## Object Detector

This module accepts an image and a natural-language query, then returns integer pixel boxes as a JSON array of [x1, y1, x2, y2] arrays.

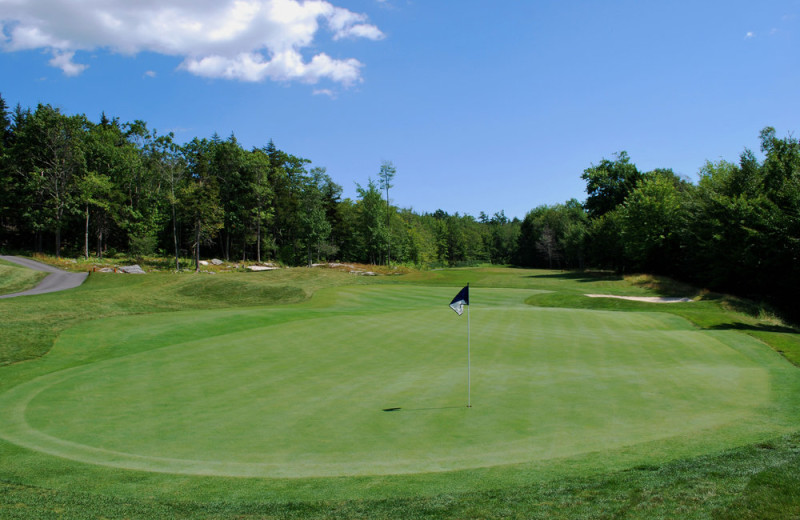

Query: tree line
[[515, 132, 800, 319], [0, 95, 518, 270], [0, 95, 797, 318]]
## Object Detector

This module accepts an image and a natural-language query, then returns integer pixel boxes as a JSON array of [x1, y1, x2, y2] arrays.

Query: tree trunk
[[194, 219, 201, 272], [54, 204, 63, 258], [84, 204, 90, 260], [256, 219, 262, 263], [172, 202, 179, 270], [386, 185, 390, 267]]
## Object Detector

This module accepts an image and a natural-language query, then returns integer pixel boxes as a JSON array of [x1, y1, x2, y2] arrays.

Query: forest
[[0, 94, 798, 318]]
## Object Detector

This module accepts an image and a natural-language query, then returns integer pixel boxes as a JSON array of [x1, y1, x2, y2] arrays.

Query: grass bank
[[0, 258, 47, 295], [1, 265, 799, 518]]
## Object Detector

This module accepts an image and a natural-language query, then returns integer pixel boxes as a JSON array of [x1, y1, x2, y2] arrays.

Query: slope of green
[[0, 258, 47, 296], [1, 267, 799, 518], [0, 267, 359, 366]]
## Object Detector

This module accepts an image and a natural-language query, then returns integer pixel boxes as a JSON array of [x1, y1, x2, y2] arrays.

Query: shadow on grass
[[383, 406, 465, 412], [707, 322, 798, 334], [527, 271, 624, 283]]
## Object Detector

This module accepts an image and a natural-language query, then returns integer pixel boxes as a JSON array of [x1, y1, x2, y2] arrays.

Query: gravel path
[[0, 256, 88, 299]]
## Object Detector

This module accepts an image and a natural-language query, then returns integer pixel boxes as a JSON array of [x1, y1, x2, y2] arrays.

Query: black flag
[[449, 286, 469, 316]]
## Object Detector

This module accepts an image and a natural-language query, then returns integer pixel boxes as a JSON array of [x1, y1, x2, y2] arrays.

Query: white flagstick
[[467, 283, 471, 408]]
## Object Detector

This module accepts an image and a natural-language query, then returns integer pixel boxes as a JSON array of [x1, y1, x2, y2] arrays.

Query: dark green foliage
[[515, 200, 587, 269], [0, 94, 518, 269], [1, 89, 799, 317], [581, 151, 643, 218], [576, 135, 800, 321], [355, 178, 386, 264]]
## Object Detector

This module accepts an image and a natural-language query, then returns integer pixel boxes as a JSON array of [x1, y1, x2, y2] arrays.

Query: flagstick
[[467, 283, 471, 408]]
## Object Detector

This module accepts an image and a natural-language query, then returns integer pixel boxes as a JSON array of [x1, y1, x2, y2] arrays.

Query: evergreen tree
[[356, 179, 386, 264], [378, 160, 396, 265]]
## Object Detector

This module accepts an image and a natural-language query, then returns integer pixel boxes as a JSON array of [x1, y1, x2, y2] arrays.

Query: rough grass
[[0, 259, 47, 295], [1, 433, 799, 519], [1, 264, 800, 518], [0, 267, 362, 366]]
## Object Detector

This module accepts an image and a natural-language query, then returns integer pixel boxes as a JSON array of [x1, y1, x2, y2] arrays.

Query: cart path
[[0, 256, 88, 299]]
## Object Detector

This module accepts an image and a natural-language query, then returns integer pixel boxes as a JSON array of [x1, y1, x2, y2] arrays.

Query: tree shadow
[[526, 271, 624, 283], [706, 322, 798, 334]]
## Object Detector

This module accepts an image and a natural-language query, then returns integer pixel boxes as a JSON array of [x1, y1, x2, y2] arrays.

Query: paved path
[[0, 256, 89, 299]]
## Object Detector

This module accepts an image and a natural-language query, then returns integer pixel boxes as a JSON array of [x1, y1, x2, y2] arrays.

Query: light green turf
[[0, 258, 47, 295], [0, 284, 796, 484]]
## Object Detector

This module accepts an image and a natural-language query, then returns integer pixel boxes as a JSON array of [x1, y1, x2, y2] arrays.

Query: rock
[[211, 258, 223, 265], [119, 264, 146, 274], [98, 267, 115, 273], [248, 265, 279, 271], [198, 260, 209, 266]]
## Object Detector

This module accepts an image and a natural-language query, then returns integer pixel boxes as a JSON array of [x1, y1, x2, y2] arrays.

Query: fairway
[[0, 284, 789, 479]]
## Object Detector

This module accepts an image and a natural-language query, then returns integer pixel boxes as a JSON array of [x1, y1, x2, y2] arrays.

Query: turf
[[0, 258, 47, 295], [1, 265, 800, 517], [1, 284, 788, 480]]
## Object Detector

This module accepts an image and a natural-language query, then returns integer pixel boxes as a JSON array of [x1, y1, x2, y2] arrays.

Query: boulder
[[247, 265, 279, 271], [211, 258, 223, 265], [119, 264, 146, 274]]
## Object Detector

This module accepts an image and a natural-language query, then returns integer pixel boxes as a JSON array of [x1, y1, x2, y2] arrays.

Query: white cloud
[[327, 6, 384, 41], [745, 31, 755, 39], [48, 50, 88, 76], [0, 0, 383, 85], [313, 88, 336, 98], [144, 70, 157, 78]]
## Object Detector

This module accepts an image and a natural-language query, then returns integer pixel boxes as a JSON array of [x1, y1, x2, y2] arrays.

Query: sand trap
[[585, 294, 692, 303]]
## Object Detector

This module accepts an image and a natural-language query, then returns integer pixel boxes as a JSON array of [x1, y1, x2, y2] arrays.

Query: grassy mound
[[1, 266, 799, 518], [0, 258, 47, 296]]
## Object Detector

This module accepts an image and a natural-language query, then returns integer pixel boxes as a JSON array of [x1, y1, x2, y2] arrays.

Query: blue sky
[[1, 1, 798, 219]]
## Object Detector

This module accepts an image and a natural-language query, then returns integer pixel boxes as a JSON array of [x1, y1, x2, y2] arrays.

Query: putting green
[[0, 286, 789, 478]]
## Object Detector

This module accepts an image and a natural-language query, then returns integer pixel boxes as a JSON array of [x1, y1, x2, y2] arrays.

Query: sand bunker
[[585, 294, 692, 303]]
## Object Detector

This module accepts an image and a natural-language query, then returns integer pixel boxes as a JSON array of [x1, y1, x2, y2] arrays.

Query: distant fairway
[[0, 284, 791, 479]]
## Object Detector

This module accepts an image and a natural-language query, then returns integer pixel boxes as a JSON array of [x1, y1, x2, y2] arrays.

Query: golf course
[[2, 261, 800, 518]]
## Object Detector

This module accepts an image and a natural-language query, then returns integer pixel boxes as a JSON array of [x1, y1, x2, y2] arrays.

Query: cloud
[[48, 50, 88, 76], [312, 88, 336, 98], [745, 31, 755, 39], [0, 0, 383, 85], [144, 70, 157, 78]]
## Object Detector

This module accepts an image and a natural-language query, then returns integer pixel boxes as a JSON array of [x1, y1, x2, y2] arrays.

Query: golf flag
[[449, 285, 469, 316]]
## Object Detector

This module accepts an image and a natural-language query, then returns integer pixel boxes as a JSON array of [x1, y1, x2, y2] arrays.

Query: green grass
[[0, 258, 47, 295], [1, 265, 800, 518], [0, 267, 358, 366]]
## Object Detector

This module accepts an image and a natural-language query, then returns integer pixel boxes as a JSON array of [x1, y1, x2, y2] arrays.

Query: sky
[[1, 0, 798, 220]]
